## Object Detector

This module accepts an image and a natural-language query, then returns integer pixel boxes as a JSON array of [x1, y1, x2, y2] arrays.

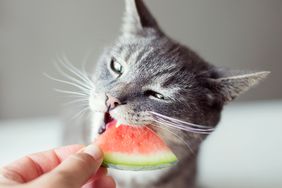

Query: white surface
[[0, 117, 62, 165], [198, 101, 282, 188], [0, 101, 281, 187]]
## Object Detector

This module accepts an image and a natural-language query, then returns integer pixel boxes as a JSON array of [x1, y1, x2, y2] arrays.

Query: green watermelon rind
[[101, 151, 178, 171]]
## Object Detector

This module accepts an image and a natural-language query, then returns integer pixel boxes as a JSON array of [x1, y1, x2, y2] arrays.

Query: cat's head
[[89, 0, 269, 155]]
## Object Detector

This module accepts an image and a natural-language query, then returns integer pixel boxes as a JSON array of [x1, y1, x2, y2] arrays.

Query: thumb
[[32, 144, 103, 188]]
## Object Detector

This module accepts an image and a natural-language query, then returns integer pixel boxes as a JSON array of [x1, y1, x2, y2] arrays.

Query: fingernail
[[83, 145, 102, 160]]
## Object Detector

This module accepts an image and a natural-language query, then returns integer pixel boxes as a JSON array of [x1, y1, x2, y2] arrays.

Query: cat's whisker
[[150, 111, 213, 129], [148, 124, 194, 154], [155, 117, 214, 134], [149, 111, 215, 134], [53, 65, 92, 92], [60, 55, 94, 87], [63, 98, 89, 106], [46, 55, 99, 124], [54, 88, 89, 96], [44, 73, 91, 93], [161, 117, 209, 130], [153, 118, 204, 134], [54, 60, 93, 90], [62, 95, 89, 99], [71, 106, 90, 120], [71, 103, 90, 110], [154, 119, 212, 134]]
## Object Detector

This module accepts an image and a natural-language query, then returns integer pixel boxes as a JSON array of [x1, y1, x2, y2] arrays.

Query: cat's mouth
[[98, 112, 146, 135], [97, 112, 113, 134]]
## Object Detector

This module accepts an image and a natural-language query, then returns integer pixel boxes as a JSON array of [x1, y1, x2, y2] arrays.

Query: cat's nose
[[106, 94, 122, 110]]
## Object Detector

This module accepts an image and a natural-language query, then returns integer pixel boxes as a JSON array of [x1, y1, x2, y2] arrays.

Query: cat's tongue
[[102, 112, 134, 133], [105, 111, 140, 127], [95, 111, 139, 134], [105, 118, 134, 129], [106, 119, 118, 128]]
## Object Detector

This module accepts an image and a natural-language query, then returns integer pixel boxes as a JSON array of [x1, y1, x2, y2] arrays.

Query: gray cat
[[61, 0, 269, 187]]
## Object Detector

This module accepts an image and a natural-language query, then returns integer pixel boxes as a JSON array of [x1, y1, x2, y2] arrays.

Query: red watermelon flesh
[[96, 120, 178, 170]]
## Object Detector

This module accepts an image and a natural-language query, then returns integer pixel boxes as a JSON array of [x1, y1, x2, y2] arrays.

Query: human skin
[[0, 144, 115, 188]]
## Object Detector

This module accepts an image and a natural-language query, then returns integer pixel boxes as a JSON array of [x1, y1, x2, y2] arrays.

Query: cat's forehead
[[109, 36, 197, 90], [112, 37, 167, 59], [112, 36, 185, 71]]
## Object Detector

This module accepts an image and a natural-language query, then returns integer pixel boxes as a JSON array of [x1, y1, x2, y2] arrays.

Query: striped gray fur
[[62, 0, 269, 188]]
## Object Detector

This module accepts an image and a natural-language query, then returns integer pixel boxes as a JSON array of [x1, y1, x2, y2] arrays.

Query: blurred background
[[0, 0, 281, 187]]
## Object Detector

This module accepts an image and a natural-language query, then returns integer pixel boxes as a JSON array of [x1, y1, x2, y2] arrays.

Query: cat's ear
[[209, 70, 270, 103], [122, 0, 162, 36]]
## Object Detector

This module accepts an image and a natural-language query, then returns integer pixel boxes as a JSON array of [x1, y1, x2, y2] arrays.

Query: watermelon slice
[[96, 120, 178, 171]]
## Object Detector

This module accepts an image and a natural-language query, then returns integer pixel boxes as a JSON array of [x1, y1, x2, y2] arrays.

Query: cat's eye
[[144, 90, 165, 100], [110, 58, 124, 75]]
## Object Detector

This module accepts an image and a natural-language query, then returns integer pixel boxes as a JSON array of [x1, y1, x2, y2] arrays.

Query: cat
[[61, 0, 269, 187]]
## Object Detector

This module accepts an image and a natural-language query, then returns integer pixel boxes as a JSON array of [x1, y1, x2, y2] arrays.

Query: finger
[[82, 176, 116, 188], [93, 176, 116, 188], [88, 167, 108, 182], [33, 144, 103, 188], [0, 144, 84, 183], [82, 167, 107, 187], [95, 167, 107, 178]]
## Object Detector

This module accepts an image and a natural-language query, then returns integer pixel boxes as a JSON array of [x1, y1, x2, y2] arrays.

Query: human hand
[[0, 144, 115, 188]]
